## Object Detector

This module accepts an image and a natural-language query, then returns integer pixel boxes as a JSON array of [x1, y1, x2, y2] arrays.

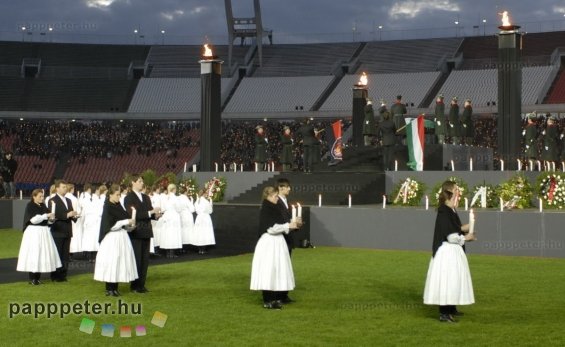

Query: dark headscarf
[[258, 199, 287, 238], [99, 199, 130, 242], [431, 204, 463, 257]]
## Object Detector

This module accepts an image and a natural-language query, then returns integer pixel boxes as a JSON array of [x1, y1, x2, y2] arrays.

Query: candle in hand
[[469, 209, 475, 235], [297, 203, 302, 218], [291, 205, 297, 221], [131, 207, 137, 222], [215, 162, 218, 172], [451, 160, 455, 171], [469, 158, 473, 171], [500, 159, 504, 171], [318, 194, 322, 207], [348, 194, 352, 208]]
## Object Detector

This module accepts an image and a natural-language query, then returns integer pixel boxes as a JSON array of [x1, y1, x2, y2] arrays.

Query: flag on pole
[[327, 120, 342, 160], [406, 115, 434, 171]]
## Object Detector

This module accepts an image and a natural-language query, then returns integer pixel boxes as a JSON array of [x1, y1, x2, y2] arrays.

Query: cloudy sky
[[1, 0, 564, 44]]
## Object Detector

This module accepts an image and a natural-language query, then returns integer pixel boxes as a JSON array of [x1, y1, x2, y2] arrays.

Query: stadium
[[1, 1, 565, 345]]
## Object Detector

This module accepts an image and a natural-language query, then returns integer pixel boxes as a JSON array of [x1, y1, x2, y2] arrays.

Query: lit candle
[[51, 201, 56, 214], [184, 162, 187, 172], [500, 159, 504, 171], [223, 163, 227, 172], [318, 194, 322, 207], [469, 209, 475, 235], [425, 195, 429, 210], [562, 162, 565, 172], [131, 207, 136, 221], [192, 164, 197, 172], [499, 198, 504, 212], [240, 164, 243, 172], [215, 162, 218, 172], [464, 197, 469, 211], [469, 158, 473, 171], [291, 205, 297, 221], [529, 160, 533, 171], [382, 195, 386, 209], [552, 162, 556, 172], [297, 203, 302, 218], [451, 160, 455, 171], [348, 194, 352, 208], [537, 160, 541, 171], [255, 162, 258, 172], [271, 162, 275, 172], [517, 159, 521, 171], [233, 162, 237, 172], [19, 190, 22, 200], [539, 198, 543, 213], [395, 160, 398, 171]]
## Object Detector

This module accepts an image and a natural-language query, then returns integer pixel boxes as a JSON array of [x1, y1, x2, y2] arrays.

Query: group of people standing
[[16, 175, 215, 296], [433, 95, 474, 146], [523, 112, 565, 165]]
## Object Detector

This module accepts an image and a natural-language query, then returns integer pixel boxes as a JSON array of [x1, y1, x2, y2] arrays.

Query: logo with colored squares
[[79, 311, 167, 337]]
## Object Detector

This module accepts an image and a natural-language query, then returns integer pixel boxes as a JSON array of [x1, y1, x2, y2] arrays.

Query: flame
[[500, 11, 511, 27], [203, 44, 213, 58], [358, 72, 368, 86]]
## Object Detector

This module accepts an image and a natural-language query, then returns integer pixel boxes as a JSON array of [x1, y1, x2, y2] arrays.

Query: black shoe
[[439, 314, 456, 323], [105, 290, 113, 296], [29, 280, 40, 285], [112, 290, 121, 297], [263, 301, 282, 309], [281, 296, 293, 304]]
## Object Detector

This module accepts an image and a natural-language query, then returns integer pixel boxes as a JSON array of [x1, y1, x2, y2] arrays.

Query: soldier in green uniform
[[541, 115, 559, 166], [448, 97, 461, 145], [461, 99, 474, 145], [280, 126, 293, 172], [433, 94, 446, 144], [391, 95, 407, 145], [363, 99, 377, 146], [254, 125, 268, 171], [378, 99, 388, 122], [523, 113, 538, 165], [378, 111, 397, 171]]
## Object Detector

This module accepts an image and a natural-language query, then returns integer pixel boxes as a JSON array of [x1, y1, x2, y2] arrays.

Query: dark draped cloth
[[258, 199, 287, 238], [432, 204, 463, 257], [23, 201, 49, 231], [99, 200, 130, 242]]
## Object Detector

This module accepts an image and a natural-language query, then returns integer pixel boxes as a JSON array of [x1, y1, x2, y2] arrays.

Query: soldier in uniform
[[297, 118, 317, 173], [541, 115, 559, 167], [378, 99, 388, 122], [390, 95, 407, 145], [448, 97, 461, 145], [461, 99, 474, 145], [378, 111, 397, 171], [523, 113, 538, 165], [280, 126, 293, 172], [433, 94, 447, 144], [254, 125, 268, 171], [363, 99, 377, 146]]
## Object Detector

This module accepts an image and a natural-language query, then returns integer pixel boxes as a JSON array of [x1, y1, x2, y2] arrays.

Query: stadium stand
[[356, 38, 462, 73], [223, 75, 333, 113], [320, 71, 441, 111], [546, 69, 565, 104]]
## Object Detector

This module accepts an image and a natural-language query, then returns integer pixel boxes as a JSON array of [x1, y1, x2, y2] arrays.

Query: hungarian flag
[[406, 115, 434, 171]]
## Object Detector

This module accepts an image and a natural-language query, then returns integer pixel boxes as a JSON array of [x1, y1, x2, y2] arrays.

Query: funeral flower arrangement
[[495, 174, 533, 209], [536, 172, 565, 209], [431, 176, 468, 208], [204, 176, 227, 202], [469, 183, 497, 208], [179, 177, 199, 200], [391, 177, 426, 206]]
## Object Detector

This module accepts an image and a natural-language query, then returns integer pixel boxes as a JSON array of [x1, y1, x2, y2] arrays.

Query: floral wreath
[[495, 174, 533, 209], [469, 183, 497, 208], [537, 173, 565, 209], [179, 177, 199, 200], [204, 177, 227, 202], [431, 176, 468, 208], [391, 177, 426, 206]]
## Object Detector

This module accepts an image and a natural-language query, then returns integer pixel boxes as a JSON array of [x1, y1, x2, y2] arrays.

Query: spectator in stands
[[461, 99, 474, 145], [254, 125, 268, 171], [280, 126, 294, 172], [1, 151, 17, 198], [448, 97, 461, 145], [391, 95, 407, 144], [433, 94, 447, 144], [363, 99, 377, 146]]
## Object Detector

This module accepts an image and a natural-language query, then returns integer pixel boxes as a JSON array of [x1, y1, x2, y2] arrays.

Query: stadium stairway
[[228, 172, 385, 205]]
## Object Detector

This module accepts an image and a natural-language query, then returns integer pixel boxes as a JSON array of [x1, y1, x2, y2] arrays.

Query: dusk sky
[[1, 1, 564, 44]]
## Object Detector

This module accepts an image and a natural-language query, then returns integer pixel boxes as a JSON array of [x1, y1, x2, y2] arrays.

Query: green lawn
[[1, 244, 565, 346], [0, 229, 22, 259]]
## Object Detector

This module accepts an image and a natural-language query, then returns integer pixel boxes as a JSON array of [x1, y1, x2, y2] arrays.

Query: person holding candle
[[541, 115, 559, 167], [424, 180, 476, 323], [178, 183, 196, 254], [297, 118, 317, 173], [49, 180, 78, 282], [276, 178, 297, 303], [251, 186, 299, 309], [124, 174, 161, 293], [193, 189, 216, 254], [16, 189, 60, 285], [94, 184, 138, 297], [378, 110, 396, 171], [523, 113, 538, 164]]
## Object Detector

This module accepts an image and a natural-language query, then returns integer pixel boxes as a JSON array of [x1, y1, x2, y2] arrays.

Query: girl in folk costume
[[149, 185, 163, 253], [178, 184, 196, 253], [250, 187, 299, 309], [193, 189, 216, 254], [424, 180, 476, 322], [67, 183, 83, 258], [94, 184, 138, 297], [159, 184, 183, 258], [44, 184, 56, 208], [17, 189, 61, 285], [82, 184, 102, 262]]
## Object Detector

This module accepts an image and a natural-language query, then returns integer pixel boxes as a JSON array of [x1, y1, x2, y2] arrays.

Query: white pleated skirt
[[423, 242, 475, 306], [159, 210, 183, 249], [192, 214, 216, 246], [82, 214, 100, 251], [70, 217, 84, 253], [17, 225, 62, 273], [94, 231, 138, 283], [151, 219, 163, 247], [250, 233, 295, 291], [180, 211, 194, 245]]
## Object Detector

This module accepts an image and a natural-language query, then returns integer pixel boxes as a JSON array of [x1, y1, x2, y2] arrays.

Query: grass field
[[0, 229, 22, 259], [1, 230, 565, 346]]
